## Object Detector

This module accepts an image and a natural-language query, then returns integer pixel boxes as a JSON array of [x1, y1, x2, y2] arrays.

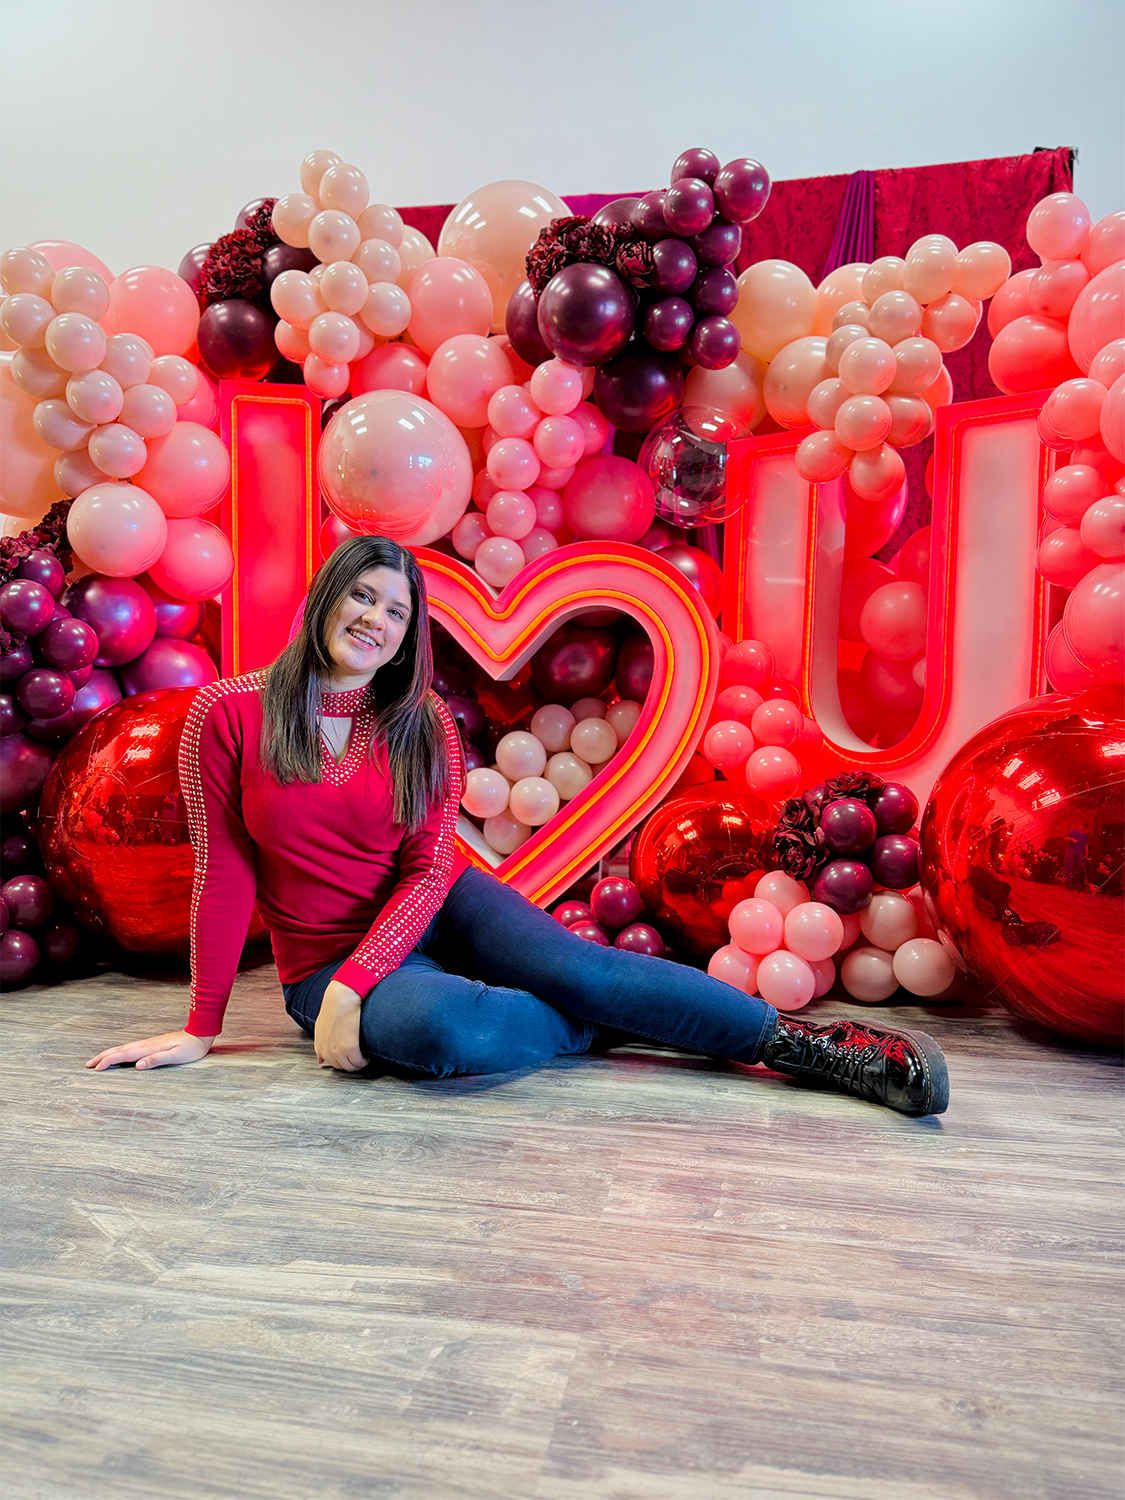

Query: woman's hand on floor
[[315, 980, 367, 1072], [86, 1031, 215, 1071]]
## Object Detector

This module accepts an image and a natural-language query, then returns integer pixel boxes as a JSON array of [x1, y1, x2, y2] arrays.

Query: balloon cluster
[[0, 844, 82, 988], [837, 527, 930, 747], [741, 238, 1012, 500], [551, 876, 664, 956], [1011, 193, 1125, 690]]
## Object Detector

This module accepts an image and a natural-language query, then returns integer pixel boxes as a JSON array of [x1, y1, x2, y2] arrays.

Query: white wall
[[1, 0, 1121, 274]]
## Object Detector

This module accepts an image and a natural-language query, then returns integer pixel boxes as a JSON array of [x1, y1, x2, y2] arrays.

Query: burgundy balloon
[[821, 798, 879, 855], [870, 782, 920, 836], [537, 263, 636, 367], [644, 297, 694, 352], [50, 601, 71, 621], [0, 895, 6, 936], [234, 197, 274, 232], [591, 198, 642, 227], [197, 298, 276, 382], [689, 268, 739, 318], [529, 622, 617, 705], [0, 929, 39, 986], [16, 668, 74, 720], [64, 576, 157, 667], [631, 191, 672, 242], [25, 708, 77, 743], [615, 630, 654, 702], [590, 876, 643, 930], [615, 922, 666, 957], [71, 668, 123, 730], [40, 919, 81, 966], [663, 179, 715, 237], [36, 617, 98, 672], [689, 219, 743, 268], [0, 694, 25, 737], [431, 661, 468, 698], [553, 900, 594, 928], [505, 279, 552, 367], [16, 549, 66, 598], [118, 639, 218, 697], [0, 833, 35, 870], [869, 834, 921, 890], [0, 579, 56, 637], [651, 239, 698, 295], [177, 243, 211, 299], [261, 242, 319, 286], [689, 316, 742, 371], [138, 574, 207, 641], [1, 873, 55, 930], [444, 693, 485, 743], [568, 920, 611, 947], [69, 664, 93, 689], [812, 857, 875, 914], [714, 158, 772, 225], [671, 148, 721, 186], [0, 643, 33, 683], [0, 733, 54, 814], [594, 345, 684, 433], [462, 742, 485, 773]]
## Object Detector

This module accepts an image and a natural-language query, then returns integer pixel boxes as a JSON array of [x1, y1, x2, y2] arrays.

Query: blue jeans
[[283, 867, 778, 1078]]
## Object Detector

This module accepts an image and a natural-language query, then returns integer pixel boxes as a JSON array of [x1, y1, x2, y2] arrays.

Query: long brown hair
[[259, 535, 450, 831]]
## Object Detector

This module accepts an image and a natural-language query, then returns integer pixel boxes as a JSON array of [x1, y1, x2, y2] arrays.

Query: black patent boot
[[759, 1014, 949, 1116]]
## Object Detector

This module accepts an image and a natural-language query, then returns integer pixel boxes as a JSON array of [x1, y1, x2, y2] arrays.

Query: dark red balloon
[[765, 682, 802, 705], [72, 669, 123, 730], [689, 316, 742, 370], [0, 833, 35, 871], [714, 159, 772, 226], [651, 239, 698, 295], [553, 900, 594, 928], [0, 895, 6, 935], [615, 922, 665, 957], [530, 623, 617, 705], [505, 279, 552, 367], [537, 264, 636, 367], [689, 268, 738, 318], [36, 617, 98, 672], [0, 694, 25, 737], [0, 579, 55, 637], [197, 298, 276, 382], [0, 928, 39, 986], [631, 787, 775, 955], [16, 667, 74, 720], [138, 574, 207, 641], [318, 514, 361, 564], [0, 643, 33, 683], [177, 243, 212, 301], [16, 549, 66, 598], [568, 920, 611, 947], [689, 219, 742, 268], [462, 743, 485, 773], [40, 919, 81, 966], [870, 834, 921, 889], [631, 191, 671, 242], [592, 197, 642, 227], [1, 873, 54, 929], [663, 178, 714, 237], [118, 639, 218, 697], [644, 297, 694, 352], [812, 858, 874, 914], [64, 576, 157, 668], [234, 197, 274, 232], [821, 798, 878, 855], [0, 733, 54, 814], [25, 708, 77, 743], [671, 148, 721, 186], [615, 631, 654, 703], [591, 876, 643, 930], [594, 346, 684, 433], [261, 242, 318, 286], [871, 781, 919, 835], [443, 694, 485, 742], [657, 545, 724, 617], [69, 664, 93, 689]]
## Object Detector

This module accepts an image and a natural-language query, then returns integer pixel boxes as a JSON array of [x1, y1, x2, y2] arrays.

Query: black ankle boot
[[759, 1014, 949, 1116]]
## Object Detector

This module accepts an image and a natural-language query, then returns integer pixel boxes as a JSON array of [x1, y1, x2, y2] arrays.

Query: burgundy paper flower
[[198, 199, 280, 306], [526, 231, 570, 295], [0, 498, 74, 652], [527, 215, 644, 296], [824, 770, 887, 807], [771, 796, 828, 879], [615, 239, 655, 288]]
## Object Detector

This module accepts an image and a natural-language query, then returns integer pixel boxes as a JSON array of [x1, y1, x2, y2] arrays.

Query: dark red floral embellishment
[[0, 497, 74, 653], [198, 199, 279, 306], [526, 215, 643, 296], [615, 239, 654, 287]]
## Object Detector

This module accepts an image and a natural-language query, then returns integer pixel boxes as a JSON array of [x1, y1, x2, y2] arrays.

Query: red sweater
[[177, 673, 466, 1037]]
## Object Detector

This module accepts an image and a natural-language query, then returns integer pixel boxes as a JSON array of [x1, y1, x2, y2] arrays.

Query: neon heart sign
[[417, 543, 719, 906]]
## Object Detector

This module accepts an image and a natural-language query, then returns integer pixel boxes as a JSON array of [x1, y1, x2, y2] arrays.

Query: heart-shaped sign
[[418, 542, 720, 906]]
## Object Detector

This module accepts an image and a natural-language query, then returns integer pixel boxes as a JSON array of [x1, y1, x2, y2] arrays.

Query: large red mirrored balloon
[[920, 686, 1124, 1045]]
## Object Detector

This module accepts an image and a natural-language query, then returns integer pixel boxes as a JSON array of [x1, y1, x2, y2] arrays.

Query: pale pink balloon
[[703, 719, 754, 773], [892, 938, 956, 997], [120, 382, 177, 438], [32, 398, 94, 451], [406, 258, 492, 357], [921, 294, 981, 354], [1088, 340, 1125, 391], [1068, 262, 1125, 374], [299, 150, 341, 198], [0, 361, 63, 517], [728, 896, 783, 955], [859, 891, 919, 950], [840, 945, 899, 1003], [529, 358, 585, 416], [902, 235, 958, 304], [762, 336, 829, 426], [532, 704, 576, 753], [275, 321, 311, 363], [319, 260, 369, 316], [756, 949, 816, 1010], [307, 311, 360, 365], [837, 336, 896, 396], [28, 241, 114, 284], [545, 750, 593, 801], [862, 257, 906, 305], [889, 336, 943, 395], [147, 355, 198, 406], [860, 581, 927, 660], [488, 384, 541, 438], [350, 342, 427, 396], [784, 901, 844, 962], [533, 414, 585, 468], [138, 421, 231, 518], [831, 300, 871, 333], [805, 377, 849, 431], [66, 481, 168, 576], [866, 290, 923, 346], [352, 238, 402, 285], [1029, 259, 1090, 320], [475, 535, 526, 587], [825, 324, 870, 376], [744, 746, 800, 799], [1043, 463, 1106, 522], [986, 267, 1036, 336], [570, 401, 611, 455], [273, 192, 319, 248], [487, 436, 540, 491], [1063, 561, 1125, 678], [837, 912, 862, 949], [0, 293, 53, 348], [359, 283, 411, 338], [486, 489, 535, 540], [682, 351, 767, 438], [509, 775, 560, 826], [270, 271, 326, 329], [104, 267, 199, 356], [735, 259, 818, 357], [54, 446, 102, 498], [175, 367, 218, 430], [606, 699, 641, 742], [438, 180, 569, 334], [885, 395, 933, 447], [65, 369, 124, 424], [919, 364, 954, 412], [1081, 212, 1125, 277], [1026, 192, 1091, 262], [395, 466, 471, 549], [808, 956, 837, 998], [750, 700, 802, 748], [318, 162, 369, 217], [148, 516, 234, 600], [303, 355, 350, 399], [307, 210, 361, 264], [536, 464, 576, 491], [865, 651, 924, 713], [1044, 621, 1102, 691], [425, 334, 513, 428], [45, 312, 107, 373], [451, 510, 490, 559], [1037, 525, 1099, 588], [952, 242, 1011, 301], [99, 332, 151, 389], [395, 226, 436, 288], [530, 488, 563, 531], [50, 266, 110, 320], [570, 717, 617, 765], [1102, 372, 1125, 463], [810, 263, 868, 338], [756, 871, 810, 917], [357, 204, 405, 249], [835, 393, 892, 451], [495, 730, 547, 781], [707, 944, 759, 992], [89, 422, 147, 478], [462, 767, 511, 818], [1041, 378, 1105, 446], [482, 809, 532, 855], [794, 430, 852, 481], [0, 247, 55, 296], [10, 347, 67, 399]]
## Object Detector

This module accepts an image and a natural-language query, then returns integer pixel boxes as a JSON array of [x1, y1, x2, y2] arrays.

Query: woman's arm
[[86, 1031, 215, 1071]]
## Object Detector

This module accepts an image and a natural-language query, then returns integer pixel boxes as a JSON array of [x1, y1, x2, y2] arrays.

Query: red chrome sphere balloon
[[630, 786, 776, 955], [919, 686, 1124, 1045]]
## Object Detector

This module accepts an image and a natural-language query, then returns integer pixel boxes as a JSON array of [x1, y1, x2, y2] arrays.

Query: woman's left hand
[[314, 980, 367, 1072]]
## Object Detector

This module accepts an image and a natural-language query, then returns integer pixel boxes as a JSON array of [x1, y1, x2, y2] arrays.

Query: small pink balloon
[[545, 750, 593, 801], [837, 337, 896, 396], [885, 395, 933, 448], [784, 901, 844, 961], [849, 444, 907, 503], [120, 382, 177, 438], [147, 355, 198, 406], [835, 393, 892, 451], [952, 241, 1011, 301], [1062, 561, 1125, 679], [902, 235, 958, 305], [50, 266, 110, 320], [148, 516, 234, 600], [487, 384, 541, 438], [860, 580, 927, 661], [54, 446, 102, 497], [425, 334, 513, 428], [921, 294, 981, 354], [0, 247, 55, 297], [10, 346, 68, 399], [88, 422, 148, 479], [892, 938, 956, 997], [762, 335, 829, 426], [99, 332, 152, 390], [272, 192, 319, 249], [808, 956, 837, 998], [756, 871, 810, 917], [451, 510, 490, 559], [486, 436, 540, 491], [407, 258, 492, 357], [27, 240, 113, 283], [707, 944, 760, 992], [302, 355, 349, 399], [606, 699, 641, 742], [702, 719, 754, 773], [45, 313, 106, 373], [66, 481, 167, 576], [350, 342, 428, 397], [1102, 372, 1125, 464], [571, 698, 607, 722], [32, 397, 94, 451], [866, 290, 923, 345], [571, 401, 610, 455], [1037, 525, 1099, 588], [1043, 463, 1106, 522], [462, 767, 511, 818], [475, 535, 525, 588], [175, 367, 218, 430], [486, 490, 535, 540], [795, 429, 852, 482], [531, 704, 576, 753], [756, 949, 816, 1010], [138, 422, 231, 518], [529, 358, 585, 415], [352, 238, 402, 286], [888, 337, 943, 396], [307, 210, 361, 264], [1081, 493, 1125, 559], [728, 896, 783, 955], [1026, 192, 1091, 262], [270, 270, 326, 329], [104, 266, 199, 356], [750, 700, 801, 748], [570, 717, 617, 765], [1081, 211, 1125, 276], [1029, 258, 1090, 320], [509, 775, 560, 826], [536, 462, 576, 491], [65, 369, 123, 425], [307, 311, 360, 365], [744, 746, 801, 800], [1044, 621, 1102, 692], [533, 414, 585, 469]]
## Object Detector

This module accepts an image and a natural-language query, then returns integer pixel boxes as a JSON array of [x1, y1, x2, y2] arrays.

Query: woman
[[87, 536, 948, 1117]]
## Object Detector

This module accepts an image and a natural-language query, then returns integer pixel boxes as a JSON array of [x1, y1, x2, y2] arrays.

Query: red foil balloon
[[630, 786, 776, 955], [37, 688, 265, 957], [920, 686, 1124, 1045]]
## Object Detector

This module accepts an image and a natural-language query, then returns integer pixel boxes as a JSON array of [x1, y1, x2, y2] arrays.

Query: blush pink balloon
[[28, 240, 113, 284], [1037, 526, 1100, 588], [350, 342, 428, 397], [743, 746, 801, 799], [148, 517, 234, 601], [1026, 192, 1091, 262], [795, 429, 852, 481], [120, 382, 177, 438], [762, 335, 829, 426], [835, 394, 892, 451], [1068, 265, 1125, 374], [952, 241, 1011, 301], [65, 369, 124, 424], [1029, 259, 1090, 320], [849, 444, 907, 503], [45, 312, 106, 373], [1081, 212, 1125, 277], [920, 294, 981, 354], [406, 258, 492, 357], [425, 334, 513, 428], [889, 336, 943, 395], [104, 266, 199, 356], [860, 581, 927, 661], [529, 358, 585, 415], [99, 333, 151, 390], [987, 268, 1036, 337], [486, 490, 535, 540], [750, 700, 801, 747], [1042, 463, 1106, 522], [32, 398, 95, 451], [533, 414, 584, 468], [755, 949, 816, 1010], [1080, 494, 1125, 558], [175, 367, 218, 430], [147, 355, 198, 407], [728, 897, 783, 955], [88, 422, 147, 478], [1062, 561, 1125, 679], [1043, 621, 1102, 692], [563, 455, 656, 543], [570, 401, 610, 455], [702, 719, 754, 773], [866, 290, 923, 345], [707, 944, 760, 992], [844, 478, 907, 560], [473, 536, 527, 587], [307, 311, 360, 365], [487, 384, 541, 438], [1042, 378, 1106, 445], [885, 395, 933, 448], [784, 901, 845, 961], [138, 422, 231, 517], [837, 336, 896, 396], [486, 436, 540, 491], [755, 871, 809, 916], [451, 511, 490, 559], [66, 481, 168, 576], [1099, 371, 1125, 464]]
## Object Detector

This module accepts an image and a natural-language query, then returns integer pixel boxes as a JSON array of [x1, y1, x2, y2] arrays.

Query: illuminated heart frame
[[417, 542, 720, 907]]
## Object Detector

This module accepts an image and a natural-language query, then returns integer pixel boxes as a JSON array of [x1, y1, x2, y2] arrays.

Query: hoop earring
[[390, 649, 407, 666]]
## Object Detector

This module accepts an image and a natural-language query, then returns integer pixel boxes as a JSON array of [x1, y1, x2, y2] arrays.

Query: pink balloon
[[783, 900, 845, 962], [762, 335, 829, 425], [1068, 262, 1125, 374], [66, 481, 168, 576], [844, 479, 907, 561], [707, 944, 760, 992], [486, 490, 536, 540], [138, 422, 231, 518], [45, 313, 106, 373], [1042, 377, 1106, 444], [885, 394, 933, 448], [849, 444, 906, 502], [750, 700, 801, 747], [1044, 621, 1102, 692], [754, 870, 809, 916], [1081, 212, 1125, 277], [889, 336, 943, 396], [120, 382, 177, 438], [529, 359, 585, 416], [728, 897, 783, 955], [0, 361, 61, 518], [522, 527, 559, 562], [303, 355, 350, 400], [54, 446, 102, 498], [1062, 561, 1125, 679], [1029, 259, 1090, 320], [702, 719, 754, 773], [860, 581, 927, 661], [28, 240, 113, 284], [147, 355, 198, 407], [1089, 340, 1125, 390], [987, 268, 1036, 337], [1101, 372, 1125, 463], [1080, 493, 1125, 559], [988, 314, 1081, 394], [835, 394, 892, 451], [840, 558, 895, 641], [486, 436, 540, 491], [837, 337, 896, 396], [1037, 525, 1100, 588], [756, 949, 816, 1009], [88, 422, 147, 479], [425, 334, 513, 428], [350, 342, 428, 397], [174, 367, 218, 430], [1026, 192, 1091, 262], [1043, 462, 1107, 522], [406, 258, 492, 357], [475, 536, 525, 587], [861, 649, 924, 713], [307, 311, 360, 365], [65, 369, 123, 425], [920, 294, 980, 354], [148, 517, 234, 600], [487, 384, 541, 438], [451, 511, 490, 558], [533, 414, 584, 469], [743, 746, 801, 800], [795, 429, 852, 482], [104, 266, 199, 356], [562, 456, 656, 543], [570, 401, 610, 455]]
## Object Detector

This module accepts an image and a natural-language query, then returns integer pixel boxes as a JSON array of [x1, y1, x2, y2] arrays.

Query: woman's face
[[323, 566, 414, 690]]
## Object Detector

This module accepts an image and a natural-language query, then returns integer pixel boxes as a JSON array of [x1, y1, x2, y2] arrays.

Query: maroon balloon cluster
[[552, 876, 665, 957]]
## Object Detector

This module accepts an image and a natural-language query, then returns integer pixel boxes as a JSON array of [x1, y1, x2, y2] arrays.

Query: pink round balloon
[[45, 312, 107, 373], [1042, 463, 1106, 523], [147, 355, 198, 407], [892, 938, 956, 998], [120, 382, 177, 438], [66, 482, 168, 576], [795, 429, 852, 482], [707, 944, 759, 992], [28, 240, 113, 283], [104, 266, 199, 356], [835, 394, 892, 451], [529, 359, 585, 416], [533, 414, 585, 469], [509, 775, 560, 826], [1081, 212, 1125, 277], [750, 700, 801, 748], [921, 294, 981, 353], [1026, 192, 1091, 262], [762, 336, 829, 426], [744, 746, 801, 800], [307, 311, 360, 365], [54, 445, 102, 498], [531, 704, 575, 753], [462, 767, 511, 818], [1029, 259, 1090, 321], [1044, 621, 1102, 692], [755, 870, 809, 916], [32, 397, 94, 451], [1102, 372, 1125, 464], [837, 337, 896, 396], [88, 422, 148, 479], [487, 384, 541, 438], [10, 346, 68, 400], [571, 401, 610, 454], [784, 901, 845, 962], [451, 511, 490, 559], [755, 949, 816, 1010], [65, 369, 124, 425], [350, 342, 428, 397], [148, 517, 234, 601], [174, 367, 218, 430], [728, 896, 783, 955], [1037, 526, 1099, 588], [1062, 562, 1125, 679], [562, 456, 656, 543], [475, 536, 526, 588], [99, 333, 151, 391], [990, 315, 1080, 394], [486, 436, 540, 491], [885, 395, 933, 448], [702, 719, 754, 773], [486, 490, 535, 540], [138, 422, 231, 518], [1081, 493, 1125, 559], [118, 638, 218, 696], [407, 258, 492, 357], [860, 580, 927, 660], [849, 444, 907, 503], [425, 334, 513, 428]]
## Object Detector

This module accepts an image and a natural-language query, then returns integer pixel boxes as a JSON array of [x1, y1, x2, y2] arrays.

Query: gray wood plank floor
[[1, 961, 1121, 1500]]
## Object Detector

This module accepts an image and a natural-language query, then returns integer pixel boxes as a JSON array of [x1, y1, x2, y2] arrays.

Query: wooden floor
[[1, 960, 1122, 1500]]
